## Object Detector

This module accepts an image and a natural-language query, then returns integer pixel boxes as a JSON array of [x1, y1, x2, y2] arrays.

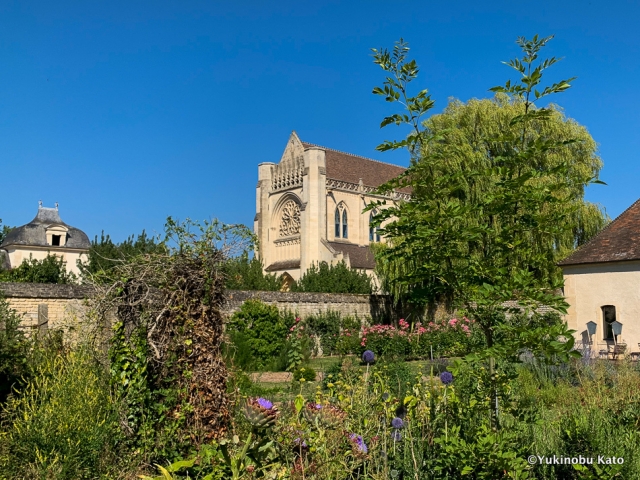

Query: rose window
[[279, 200, 301, 237]]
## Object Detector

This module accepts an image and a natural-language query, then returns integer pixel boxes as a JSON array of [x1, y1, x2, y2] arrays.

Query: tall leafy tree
[[79, 230, 166, 279], [222, 252, 281, 291], [371, 36, 604, 425]]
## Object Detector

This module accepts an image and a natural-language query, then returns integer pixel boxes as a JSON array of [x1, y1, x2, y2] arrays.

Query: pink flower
[[290, 326, 295, 331]]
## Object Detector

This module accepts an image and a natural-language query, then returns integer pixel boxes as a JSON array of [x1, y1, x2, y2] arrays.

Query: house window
[[52, 235, 61, 246], [335, 203, 348, 239], [602, 305, 616, 340]]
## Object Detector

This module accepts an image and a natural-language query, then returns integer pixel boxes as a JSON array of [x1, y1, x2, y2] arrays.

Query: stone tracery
[[279, 200, 301, 237]]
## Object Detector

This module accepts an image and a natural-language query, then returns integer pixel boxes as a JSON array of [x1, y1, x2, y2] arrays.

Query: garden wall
[[0, 283, 402, 331]]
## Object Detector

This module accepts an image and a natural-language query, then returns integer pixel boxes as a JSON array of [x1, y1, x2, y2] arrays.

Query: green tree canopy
[[0, 254, 77, 284], [291, 261, 373, 294], [78, 230, 166, 279], [372, 37, 608, 310], [222, 252, 281, 291]]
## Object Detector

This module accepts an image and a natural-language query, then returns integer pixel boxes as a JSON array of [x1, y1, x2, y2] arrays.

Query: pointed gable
[[559, 199, 640, 266]]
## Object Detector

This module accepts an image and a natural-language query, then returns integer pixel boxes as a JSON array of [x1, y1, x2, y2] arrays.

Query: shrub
[[305, 310, 342, 356], [226, 300, 290, 370], [0, 295, 29, 403], [0, 342, 121, 479], [0, 253, 77, 284], [291, 261, 373, 294], [293, 366, 317, 383], [223, 253, 281, 291]]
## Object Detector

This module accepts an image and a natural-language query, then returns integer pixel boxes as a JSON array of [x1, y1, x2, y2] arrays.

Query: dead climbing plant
[[89, 217, 253, 459]]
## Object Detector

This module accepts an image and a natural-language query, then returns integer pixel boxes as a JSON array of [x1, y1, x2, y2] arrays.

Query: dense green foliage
[[222, 253, 281, 291], [0, 254, 77, 284], [78, 230, 165, 278], [0, 296, 30, 403], [372, 36, 606, 311], [226, 300, 293, 371], [0, 339, 122, 479], [0, 219, 12, 246], [291, 261, 373, 294]]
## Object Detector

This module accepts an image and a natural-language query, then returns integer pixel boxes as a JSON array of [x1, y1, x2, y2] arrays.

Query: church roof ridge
[[300, 141, 407, 171]]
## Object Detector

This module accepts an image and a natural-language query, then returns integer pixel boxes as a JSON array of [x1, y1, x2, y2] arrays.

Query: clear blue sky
[[1, 0, 638, 242]]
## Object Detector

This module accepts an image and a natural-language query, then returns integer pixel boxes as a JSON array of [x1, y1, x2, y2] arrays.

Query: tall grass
[[0, 340, 122, 479]]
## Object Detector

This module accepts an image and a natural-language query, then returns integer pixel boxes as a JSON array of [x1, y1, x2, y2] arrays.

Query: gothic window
[[335, 203, 348, 239], [279, 200, 301, 237], [369, 212, 381, 243], [342, 209, 348, 239], [602, 305, 616, 340]]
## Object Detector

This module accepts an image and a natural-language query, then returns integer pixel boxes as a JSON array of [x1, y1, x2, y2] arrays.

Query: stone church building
[[255, 132, 409, 285]]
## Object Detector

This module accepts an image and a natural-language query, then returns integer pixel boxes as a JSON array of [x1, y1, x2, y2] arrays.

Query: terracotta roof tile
[[558, 199, 640, 266], [301, 142, 408, 191], [327, 242, 376, 269]]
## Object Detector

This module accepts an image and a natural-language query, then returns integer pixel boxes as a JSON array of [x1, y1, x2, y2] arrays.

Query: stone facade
[[255, 132, 408, 284]]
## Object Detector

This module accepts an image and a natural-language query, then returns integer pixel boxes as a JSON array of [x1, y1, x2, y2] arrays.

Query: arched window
[[335, 203, 348, 239], [369, 212, 381, 243], [602, 305, 616, 340], [342, 209, 348, 239]]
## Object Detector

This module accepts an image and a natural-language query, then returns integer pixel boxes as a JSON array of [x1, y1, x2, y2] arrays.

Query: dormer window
[[46, 225, 69, 247]]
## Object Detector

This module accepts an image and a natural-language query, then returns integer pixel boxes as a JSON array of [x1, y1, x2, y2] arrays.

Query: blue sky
[[1, 0, 638, 242]]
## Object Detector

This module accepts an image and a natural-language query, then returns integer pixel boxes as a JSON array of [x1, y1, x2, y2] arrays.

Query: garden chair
[[608, 343, 627, 360], [630, 344, 640, 361]]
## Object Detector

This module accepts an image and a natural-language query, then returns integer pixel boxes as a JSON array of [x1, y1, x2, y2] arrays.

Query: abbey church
[[255, 132, 409, 285]]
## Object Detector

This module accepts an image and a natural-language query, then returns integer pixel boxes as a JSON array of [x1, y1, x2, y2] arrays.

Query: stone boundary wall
[[224, 290, 399, 320], [0, 283, 401, 330], [0, 283, 94, 331]]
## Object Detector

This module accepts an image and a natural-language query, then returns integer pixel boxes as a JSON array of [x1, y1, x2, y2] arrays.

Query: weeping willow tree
[[372, 46, 608, 306], [371, 35, 607, 428]]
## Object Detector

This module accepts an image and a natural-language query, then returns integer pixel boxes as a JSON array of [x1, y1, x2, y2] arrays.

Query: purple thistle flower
[[350, 434, 368, 454], [391, 417, 404, 429], [440, 371, 454, 385], [391, 430, 402, 442], [257, 397, 273, 409], [362, 350, 375, 364], [294, 437, 308, 448]]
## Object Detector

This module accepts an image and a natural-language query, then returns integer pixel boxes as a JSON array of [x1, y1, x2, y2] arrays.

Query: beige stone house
[[255, 132, 409, 286], [0, 203, 90, 276], [560, 199, 640, 356]]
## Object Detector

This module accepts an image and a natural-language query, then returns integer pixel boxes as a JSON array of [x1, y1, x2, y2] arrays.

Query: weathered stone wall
[[0, 283, 93, 331], [225, 290, 400, 320], [0, 283, 401, 331]]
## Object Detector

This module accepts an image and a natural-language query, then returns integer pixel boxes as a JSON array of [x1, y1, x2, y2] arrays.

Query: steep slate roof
[[301, 141, 407, 190], [1, 206, 91, 250], [327, 241, 376, 269], [558, 198, 640, 266], [265, 259, 301, 272]]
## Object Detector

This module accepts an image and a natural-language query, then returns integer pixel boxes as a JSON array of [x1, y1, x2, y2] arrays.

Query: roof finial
[[55, 202, 59, 210], [39, 200, 42, 208]]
